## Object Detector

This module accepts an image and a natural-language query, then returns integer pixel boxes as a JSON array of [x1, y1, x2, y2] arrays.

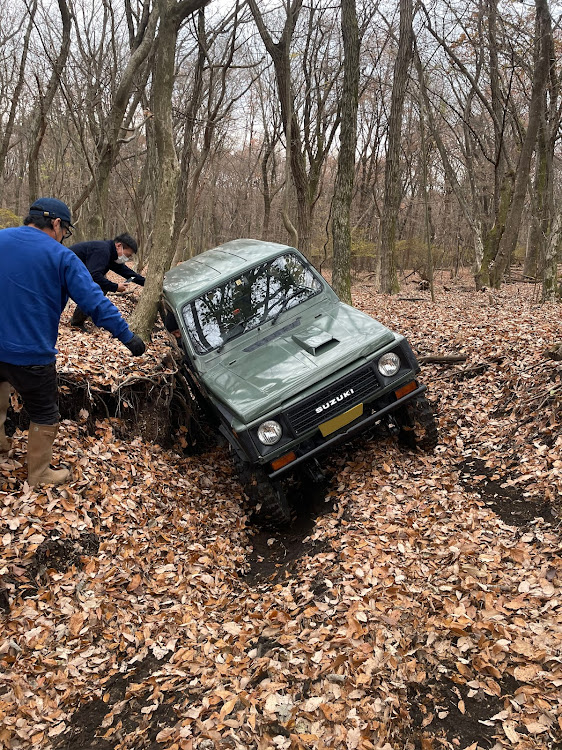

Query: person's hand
[[124, 333, 146, 356], [117, 283, 127, 292]]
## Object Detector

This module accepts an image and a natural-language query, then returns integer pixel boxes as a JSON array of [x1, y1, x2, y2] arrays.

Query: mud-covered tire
[[252, 475, 292, 529], [395, 396, 438, 452], [235, 459, 292, 529]]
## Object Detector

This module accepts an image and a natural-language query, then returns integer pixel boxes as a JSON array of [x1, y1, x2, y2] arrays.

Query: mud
[[458, 457, 556, 527]]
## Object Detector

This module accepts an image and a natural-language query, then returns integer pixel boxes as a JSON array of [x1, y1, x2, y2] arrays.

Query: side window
[[163, 309, 180, 334], [183, 284, 239, 353], [162, 306, 185, 350]]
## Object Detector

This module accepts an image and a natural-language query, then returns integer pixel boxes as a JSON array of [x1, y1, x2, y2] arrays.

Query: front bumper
[[267, 383, 427, 478]]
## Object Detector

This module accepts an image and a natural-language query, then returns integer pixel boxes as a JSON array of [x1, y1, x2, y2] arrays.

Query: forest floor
[[1, 271, 561, 750]]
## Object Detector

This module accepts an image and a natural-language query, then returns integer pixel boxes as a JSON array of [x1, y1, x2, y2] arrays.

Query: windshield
[[182, 253, 323, 354]]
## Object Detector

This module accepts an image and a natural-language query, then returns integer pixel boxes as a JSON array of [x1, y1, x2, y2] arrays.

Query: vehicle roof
[[163, 239, 298, 308]]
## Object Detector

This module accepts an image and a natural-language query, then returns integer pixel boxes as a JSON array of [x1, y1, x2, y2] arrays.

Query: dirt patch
[[0, 530, 100, 610], [407, 672, 521, 748], [243, 477, 334, 584], [54, 655, 170, 750], [458, 457, 555, 527], [29, 531, 100, 576]]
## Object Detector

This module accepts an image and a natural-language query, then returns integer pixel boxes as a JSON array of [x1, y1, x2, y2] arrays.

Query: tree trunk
[[525, 120, 548, 279], [331, 0, 359, 304], [477, 171, 514, 288], [487, 0, 506, 218], [489, 0, 551, 288], [281, 12, 299, 251], [261, 142, 274, 238], [129, 0, 209, 339], [379, 0, 413, 294], [527, 6, 558, 284], [129, 6, 179, 338], [418, 96, 435, 302], [542, 209, 562, 301]]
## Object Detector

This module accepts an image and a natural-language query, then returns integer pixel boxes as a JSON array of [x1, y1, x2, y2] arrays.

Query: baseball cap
[[29, 197, 74, 227]]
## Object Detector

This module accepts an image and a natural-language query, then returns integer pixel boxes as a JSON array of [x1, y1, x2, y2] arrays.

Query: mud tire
[[252, 475, 292, 529], [396, 396, 438, 452], [235, 459, 292, 529]]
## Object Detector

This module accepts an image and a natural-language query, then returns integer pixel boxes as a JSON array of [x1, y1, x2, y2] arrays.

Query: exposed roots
[[5, 351, 217, 451]]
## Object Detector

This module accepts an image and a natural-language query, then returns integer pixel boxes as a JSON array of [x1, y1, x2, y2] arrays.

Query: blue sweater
[[0, 226, 133, 365]]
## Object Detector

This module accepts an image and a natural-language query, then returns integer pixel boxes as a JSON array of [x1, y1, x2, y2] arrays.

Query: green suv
[[163, 239, 437, 526]]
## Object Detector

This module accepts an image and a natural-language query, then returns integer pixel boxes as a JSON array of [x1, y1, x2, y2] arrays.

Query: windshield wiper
[[269, 288, 308, 326], [216, 322, 246, 352], [269, 298, 290, 326]]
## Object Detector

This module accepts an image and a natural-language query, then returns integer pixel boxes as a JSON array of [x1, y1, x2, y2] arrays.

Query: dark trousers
[[70, 289, 108, 326], [0, 361, 59, 424]]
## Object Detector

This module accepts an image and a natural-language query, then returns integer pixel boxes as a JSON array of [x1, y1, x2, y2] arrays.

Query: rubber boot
[[0, 382, 12, 453], [27, 422, 70, 486]]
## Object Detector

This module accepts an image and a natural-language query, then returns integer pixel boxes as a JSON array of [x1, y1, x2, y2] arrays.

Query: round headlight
[[257, 420, 282, 445], [378, 352, 401, 377]]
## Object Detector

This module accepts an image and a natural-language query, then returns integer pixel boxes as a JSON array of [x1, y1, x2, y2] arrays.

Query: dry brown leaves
[[0, 274, 561, 750]]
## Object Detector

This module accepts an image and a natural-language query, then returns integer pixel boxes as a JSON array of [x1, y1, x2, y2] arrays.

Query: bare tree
[[416, 0, 518, 289], [256, 77, 284, 238], [27, 0, 71, 203], [543, 209, 562, 301], [528, 0, 560, 300], [0, 0, 37, 205], [489, 0, 551, 288], [247, 0, 342, 256], [171, 3, 254, 265], [67, 0, 158, 236], [0, 0, 557, 304]]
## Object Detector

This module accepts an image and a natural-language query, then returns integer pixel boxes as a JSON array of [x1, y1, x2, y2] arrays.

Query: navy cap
[[29, 197, 74, 227]]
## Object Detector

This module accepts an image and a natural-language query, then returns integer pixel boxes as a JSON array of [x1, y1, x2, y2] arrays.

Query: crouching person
[[0, 197, 146, 487]]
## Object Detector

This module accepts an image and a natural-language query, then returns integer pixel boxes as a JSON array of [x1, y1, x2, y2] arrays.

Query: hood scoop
[[292, 327, 339, 355]]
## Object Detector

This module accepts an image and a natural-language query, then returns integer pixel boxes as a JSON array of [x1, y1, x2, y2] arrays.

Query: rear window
[[182, 253, 322, 354]]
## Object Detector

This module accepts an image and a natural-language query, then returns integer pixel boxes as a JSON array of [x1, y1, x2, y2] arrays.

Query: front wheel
[[236, 460, 292, 529], [253, 475, 292, 529], [395, 396, 438, 452]]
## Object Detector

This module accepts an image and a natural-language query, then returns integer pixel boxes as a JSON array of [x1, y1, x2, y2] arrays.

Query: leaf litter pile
[[1, 276, 561, 750]]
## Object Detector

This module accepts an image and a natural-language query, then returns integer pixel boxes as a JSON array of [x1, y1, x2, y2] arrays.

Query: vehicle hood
[[199, 303, 395, 424]]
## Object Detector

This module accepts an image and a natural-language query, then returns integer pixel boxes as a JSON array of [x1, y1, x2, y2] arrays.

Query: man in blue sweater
[[0, 198, 146, 487], [69, 234, 145, 329]]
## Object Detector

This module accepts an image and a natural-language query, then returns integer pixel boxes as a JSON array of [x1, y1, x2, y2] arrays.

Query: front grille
[[286, 364, 380, 435]]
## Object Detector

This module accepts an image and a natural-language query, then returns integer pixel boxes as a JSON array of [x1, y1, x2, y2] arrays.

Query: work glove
[[124, 333, 146, 356]]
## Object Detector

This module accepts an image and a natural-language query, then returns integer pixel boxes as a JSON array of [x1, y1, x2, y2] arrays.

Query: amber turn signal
[[270, 451, 297, 471], [395, 380, 417, 399]]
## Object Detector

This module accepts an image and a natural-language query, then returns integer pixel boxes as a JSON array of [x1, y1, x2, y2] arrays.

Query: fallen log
[[505, 274, 538, 284], [418, 354, 467, 364]]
